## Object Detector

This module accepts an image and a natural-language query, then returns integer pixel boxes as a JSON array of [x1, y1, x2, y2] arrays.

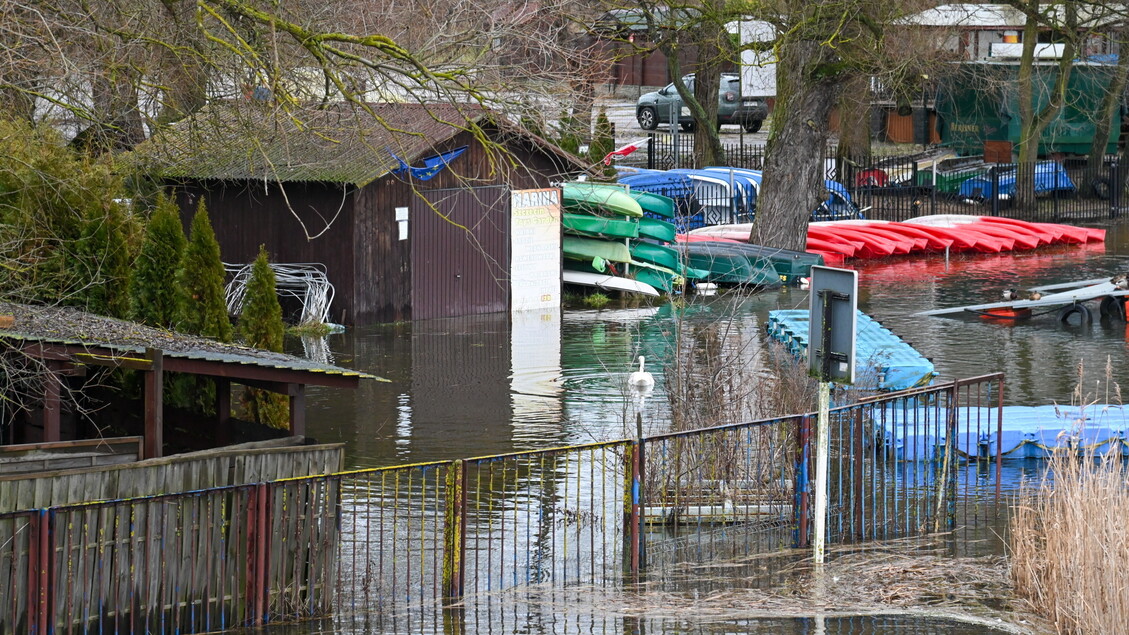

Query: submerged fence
[[0, 374, 1004, 633], [631, 133, 1123, 224]]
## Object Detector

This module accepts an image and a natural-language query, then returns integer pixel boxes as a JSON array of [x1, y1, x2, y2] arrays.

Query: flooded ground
[[303, 220, 1129, 470], [283, 220, 1129, 634]]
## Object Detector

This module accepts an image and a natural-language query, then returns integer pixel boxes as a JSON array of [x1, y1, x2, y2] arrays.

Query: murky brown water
[[303, 219, 1129, 471], [285, 219, 1128, 634]]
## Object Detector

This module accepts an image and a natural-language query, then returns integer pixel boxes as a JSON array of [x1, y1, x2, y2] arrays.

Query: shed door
[[411, 186, 510, 320]]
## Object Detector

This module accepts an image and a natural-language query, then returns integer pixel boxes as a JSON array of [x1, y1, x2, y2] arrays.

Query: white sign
[[510, 188, 561, 314]]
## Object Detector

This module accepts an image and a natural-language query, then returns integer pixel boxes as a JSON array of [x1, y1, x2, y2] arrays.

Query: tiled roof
[[136, 101, 582, 187], [0, 302, 381, 382]]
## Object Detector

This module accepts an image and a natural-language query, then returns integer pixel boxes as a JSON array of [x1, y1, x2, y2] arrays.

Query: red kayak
[[967, 220, 1042, 249], [808, 250, 847, 266], [809, 225, 906, 257], [872, 222, 954, 251], [978, 217, 1058, 245], [960, 222, 1037, 249], [806, 231, 867, 254], [1083, 227, 1107, 242], [899, 223, 988, 252], [806, 235, 859, 258], [956, 228, 1011, 252], [855, 225, 930, 252], [1032, 222, 1087, 244]]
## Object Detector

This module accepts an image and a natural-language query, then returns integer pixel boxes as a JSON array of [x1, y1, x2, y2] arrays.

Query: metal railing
[[0, 375, 1004, 633], [629, 133, 1122, 224]]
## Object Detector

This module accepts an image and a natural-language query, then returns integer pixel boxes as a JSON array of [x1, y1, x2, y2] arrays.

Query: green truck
[[935, 59, 1122, 156]]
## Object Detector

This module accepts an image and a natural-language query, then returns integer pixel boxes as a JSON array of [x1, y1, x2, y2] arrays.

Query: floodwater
[[285, 219, 1129, 634], [304, 220, 1129, 470]]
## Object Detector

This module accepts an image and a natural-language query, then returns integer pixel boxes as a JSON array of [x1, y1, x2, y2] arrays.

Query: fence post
[[625, 436, 645, 576], [442, 460, 467, 602], [990, 170, 1000, 217], [646, 133, 655, 170], [246, 484, 271, 626], [932, 382, 959, 533], [1112, 161, 1122, 218], [27, 509, 52, 635], [793, 415, 812, 548], [852, 408, 865, 540], [994, 375, 1005, 503]]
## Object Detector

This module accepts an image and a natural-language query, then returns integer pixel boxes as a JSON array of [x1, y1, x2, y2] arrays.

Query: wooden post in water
[[442, 460, 467, 602], [795, 415, 812, 549]]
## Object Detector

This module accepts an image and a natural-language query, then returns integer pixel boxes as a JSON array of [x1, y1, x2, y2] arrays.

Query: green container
[[936, 60, 1120, 156]]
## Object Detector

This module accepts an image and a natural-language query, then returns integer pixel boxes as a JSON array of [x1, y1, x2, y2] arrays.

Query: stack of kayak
[[561, 182, 789, 295], [561, 182, 696, 296], [690, 215, 1105, 261]]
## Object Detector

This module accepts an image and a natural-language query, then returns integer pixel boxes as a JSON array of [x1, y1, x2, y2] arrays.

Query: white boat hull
[[562, 270, 660, 297]]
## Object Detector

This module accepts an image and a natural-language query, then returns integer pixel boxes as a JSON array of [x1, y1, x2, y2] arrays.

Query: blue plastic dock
[[765, 309, 936, 391], [874, 403, 1129, 460]]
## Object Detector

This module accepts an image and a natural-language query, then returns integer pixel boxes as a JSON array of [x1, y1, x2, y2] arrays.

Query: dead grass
[[1010, 448, 1129, 634], [488, 534, 1038, 633], [1010, 360, 1129, 634]]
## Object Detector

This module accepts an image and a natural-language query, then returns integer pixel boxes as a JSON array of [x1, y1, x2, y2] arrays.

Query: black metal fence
[[628, 132, 1124, 224]]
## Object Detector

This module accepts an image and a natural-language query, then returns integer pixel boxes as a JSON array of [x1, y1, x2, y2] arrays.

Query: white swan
[[628, 355, 654, 389]]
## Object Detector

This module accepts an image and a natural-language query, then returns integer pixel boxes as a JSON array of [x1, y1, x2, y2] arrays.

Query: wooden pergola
[[0, 303, 379, 458]]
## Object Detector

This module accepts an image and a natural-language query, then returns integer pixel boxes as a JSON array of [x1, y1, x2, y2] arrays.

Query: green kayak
[[627, 190, 677, 218], [631, 262, 684, 295], [563, 236, 632, 266], [690, 240, 823, 283], [562, 213, 640, 239], [637, 216, 677, 243], [685, 250, 782, 288], [562, 183, 643, 217], [629, 241, 682, 272]]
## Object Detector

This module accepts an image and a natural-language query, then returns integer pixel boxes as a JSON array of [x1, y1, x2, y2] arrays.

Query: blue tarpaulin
[[391, 145, 468, 181]]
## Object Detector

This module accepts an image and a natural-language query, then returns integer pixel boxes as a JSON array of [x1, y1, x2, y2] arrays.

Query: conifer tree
[[180, 200, 233, 342], [130, 193, 187, 328], [588, 109, 615, 178], [239, 246, 289, 428], [73, 200, 135, 318]]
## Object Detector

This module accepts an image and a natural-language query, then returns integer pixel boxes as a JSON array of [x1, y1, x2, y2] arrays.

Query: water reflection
[[304, 222, 1129, 470]]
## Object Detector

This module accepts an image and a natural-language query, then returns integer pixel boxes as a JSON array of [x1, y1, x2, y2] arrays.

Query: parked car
[[958, 161, 1076, 202], [636, 73, 768, 133]]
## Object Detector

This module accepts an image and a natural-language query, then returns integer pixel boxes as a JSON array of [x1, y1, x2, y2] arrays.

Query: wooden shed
[[0, 301, 376, 459], [138, 101, 588, 325]]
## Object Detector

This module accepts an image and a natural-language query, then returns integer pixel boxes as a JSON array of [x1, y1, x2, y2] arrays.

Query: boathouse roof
[[0, 301, 381, 385], [136, 101, 587, 187]]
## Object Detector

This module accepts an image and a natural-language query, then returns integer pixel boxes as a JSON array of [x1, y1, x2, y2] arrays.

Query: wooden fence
[[0, 438, 141, 477], [0, 437, 343, 513]]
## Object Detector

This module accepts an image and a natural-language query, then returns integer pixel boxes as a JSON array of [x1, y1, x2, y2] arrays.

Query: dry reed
[[1010, 362, 1129, 634]]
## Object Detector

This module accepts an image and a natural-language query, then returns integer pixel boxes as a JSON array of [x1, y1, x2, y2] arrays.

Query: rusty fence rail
[[0, 375, 1003, 633]]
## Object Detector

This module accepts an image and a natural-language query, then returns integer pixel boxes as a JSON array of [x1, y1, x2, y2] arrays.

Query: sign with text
[[807, 265, 858, 384], [510, 188, 562, 314]]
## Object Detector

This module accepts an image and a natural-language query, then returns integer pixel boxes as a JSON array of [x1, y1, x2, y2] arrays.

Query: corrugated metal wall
[[175, 181, 358, 324], [410, 186, 510, 320]]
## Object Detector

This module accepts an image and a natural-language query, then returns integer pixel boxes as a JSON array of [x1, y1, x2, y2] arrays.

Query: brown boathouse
[[138, 102, 588, 325]]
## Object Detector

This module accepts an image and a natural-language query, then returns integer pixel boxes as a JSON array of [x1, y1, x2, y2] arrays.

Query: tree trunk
[[836, 73, 873, 183], [752, 38, 843, 251]]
